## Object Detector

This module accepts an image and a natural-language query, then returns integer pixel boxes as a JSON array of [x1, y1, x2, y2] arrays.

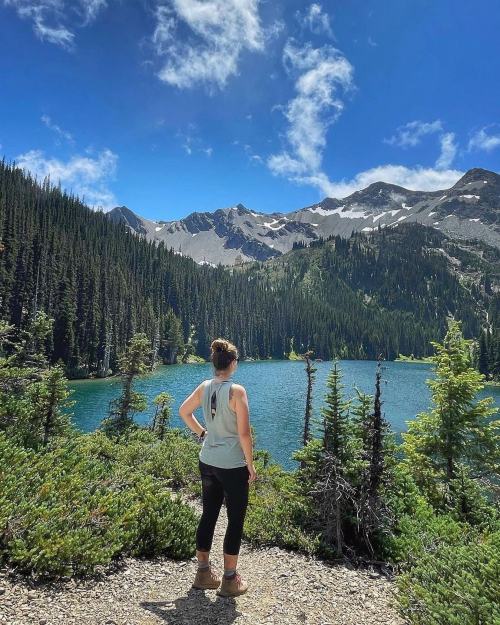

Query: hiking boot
[[216, 572, 248, 597], [192, 564, 221, 590]]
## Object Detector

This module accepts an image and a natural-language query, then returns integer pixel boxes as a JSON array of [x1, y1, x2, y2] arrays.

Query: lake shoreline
[[67, 355, 435, 382]]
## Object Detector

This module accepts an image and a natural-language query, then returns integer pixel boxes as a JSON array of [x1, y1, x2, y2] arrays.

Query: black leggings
[[196, 459, 249, 556]]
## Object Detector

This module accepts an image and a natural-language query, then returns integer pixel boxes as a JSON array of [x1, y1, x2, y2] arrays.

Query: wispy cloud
[[41, 114, 74, 144], [151, 0, 265, 90], [15, 148, 118, 209], [383, 119, 458, 179], [387, 117, 500, 161], [177, 124, 213, 157], [435, 132, 457, 170], [267, 39, 353, 194], [3, 0, 107, 48], [81, 0, 106, 24], [384, 120, 443, 148], [234, 140, 263, 164], [296, 3, 333, 37], [468, 125, 500, 152], [269, 65, 462, 198]]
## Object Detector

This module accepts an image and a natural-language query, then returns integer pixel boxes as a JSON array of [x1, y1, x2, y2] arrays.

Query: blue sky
[[1, 0, 500, 220]]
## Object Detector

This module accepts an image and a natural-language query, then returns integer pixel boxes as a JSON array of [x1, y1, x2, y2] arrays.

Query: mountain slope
[[244, 221, 499, 356], [108, 168, 500, 266]]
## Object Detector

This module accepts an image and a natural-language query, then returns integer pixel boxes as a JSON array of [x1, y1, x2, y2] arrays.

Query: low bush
[[123, 475, 197, 558], [244, 460, 320, 554], [397, 530, 500, 625], [79, 428, 200, 489], [0, 432, 197, 577]]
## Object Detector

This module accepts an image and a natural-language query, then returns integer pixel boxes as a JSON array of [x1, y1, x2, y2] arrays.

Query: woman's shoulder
[[197, 379, 211, 395], [229, 383, 247, 397]]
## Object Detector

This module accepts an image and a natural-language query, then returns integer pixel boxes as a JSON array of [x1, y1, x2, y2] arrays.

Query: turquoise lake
[[69, 360, 500, 470]]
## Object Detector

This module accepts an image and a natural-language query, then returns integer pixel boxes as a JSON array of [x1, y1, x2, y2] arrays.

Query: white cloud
[[267, 40, 353, 191], [322, 165, 464, 199], [15, 148, 118, 209], [296, 3, 333, 37], [80, 0, 106, 23], [468, 126, 500, 152], [435, 132, 457, 170], [177, 124, 213, 157], [152, 0, 265, 90], [384, 120, 443, 147], [34, 20, 74, 46], [41, 114, 74, 144], [384, 120, 458, 169], [237, 142, 263, 164], [3, 0, 107, 48]]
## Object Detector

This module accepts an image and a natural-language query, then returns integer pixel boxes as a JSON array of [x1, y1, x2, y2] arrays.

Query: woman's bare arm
[[233, 384, 256, 481], [178, 383, 206, 436]]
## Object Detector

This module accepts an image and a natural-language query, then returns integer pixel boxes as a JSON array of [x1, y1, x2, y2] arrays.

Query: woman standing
[[179, 338, 257, 597]]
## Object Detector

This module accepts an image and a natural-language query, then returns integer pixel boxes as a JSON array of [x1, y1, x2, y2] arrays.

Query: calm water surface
[[69, 360, 500, 470]]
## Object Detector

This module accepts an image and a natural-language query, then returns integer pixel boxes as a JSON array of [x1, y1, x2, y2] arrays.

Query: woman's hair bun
[[211, 338, 229, 353], [210, 338, 238, 370]]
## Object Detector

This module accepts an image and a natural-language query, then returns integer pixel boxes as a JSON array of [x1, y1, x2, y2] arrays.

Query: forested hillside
[[0, 161, 497, 377]]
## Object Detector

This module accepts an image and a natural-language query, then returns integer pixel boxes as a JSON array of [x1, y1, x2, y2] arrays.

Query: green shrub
[[124, 476, 197, 558], [380, 464, 470, 565], [0, 432, 197, 577], [75, 427, 200, 489], [116, 428, 200, 488], [244, 461, 320, 553], [381, 465, 500, 624], [0, 435, 126, 576], [398, 530, 500, 625]]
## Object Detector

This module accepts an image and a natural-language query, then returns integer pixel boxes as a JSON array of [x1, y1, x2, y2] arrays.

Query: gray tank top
[[198, 377, 247, 469]]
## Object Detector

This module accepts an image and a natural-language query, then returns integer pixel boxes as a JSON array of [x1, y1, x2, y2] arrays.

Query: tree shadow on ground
[[141, 588, 241, 624]]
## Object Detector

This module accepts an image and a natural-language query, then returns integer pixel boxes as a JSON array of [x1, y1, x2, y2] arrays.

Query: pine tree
[[0, 314, 73, 448], [311, 362, 353, 556], [403, 319, 500, 513], [301, 350, 316, 447], [151, 391, 172, 440], [161, 309, 184, 364], [28, 365, 74, 447], [478, 330, 490, 377], [151, 317, 161, 371], [356, 357, 393, 553], [101, 333, 151, 437]]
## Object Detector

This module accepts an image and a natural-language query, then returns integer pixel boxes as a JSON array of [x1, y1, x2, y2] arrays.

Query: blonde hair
[[210, 338, 239, 371]]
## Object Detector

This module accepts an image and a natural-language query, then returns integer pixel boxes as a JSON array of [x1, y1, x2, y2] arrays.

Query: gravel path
[[0, 495, 405, 625]]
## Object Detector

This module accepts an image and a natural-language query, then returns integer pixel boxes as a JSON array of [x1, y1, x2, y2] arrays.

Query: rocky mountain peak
[[452, 168, 500, 189], [108, 205, 148, 235]]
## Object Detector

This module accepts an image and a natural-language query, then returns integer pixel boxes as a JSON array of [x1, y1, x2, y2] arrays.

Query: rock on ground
[[0, 495, 405, 625]]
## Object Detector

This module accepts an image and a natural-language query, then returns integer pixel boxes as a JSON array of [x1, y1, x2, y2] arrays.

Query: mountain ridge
[[108, 168, 500, 266]]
